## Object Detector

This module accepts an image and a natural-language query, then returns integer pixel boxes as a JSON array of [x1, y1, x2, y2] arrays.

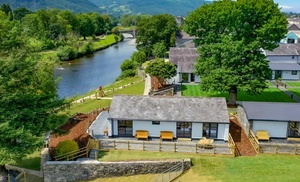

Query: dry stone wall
[[43, 159, 191, 182]]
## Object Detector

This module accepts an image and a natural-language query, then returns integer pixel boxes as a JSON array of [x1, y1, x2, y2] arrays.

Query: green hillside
[[0, 0, 101, 13], [89, 0, 210, 16]]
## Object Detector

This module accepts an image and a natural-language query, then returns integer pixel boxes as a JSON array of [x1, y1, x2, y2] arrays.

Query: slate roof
[[169, 48, 199, 73], [264, 44, 300, 56], [242, 102, 300, 122], [288, 24, 300, 31], [269, 62, 300, 71], [108, 95, 229, 123]]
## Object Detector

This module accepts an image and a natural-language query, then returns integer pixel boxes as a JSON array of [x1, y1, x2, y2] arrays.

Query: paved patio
[[89, 111, 109, 139]]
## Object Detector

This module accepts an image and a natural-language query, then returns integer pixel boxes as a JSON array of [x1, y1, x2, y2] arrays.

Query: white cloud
[[279, 5, 293, 9]]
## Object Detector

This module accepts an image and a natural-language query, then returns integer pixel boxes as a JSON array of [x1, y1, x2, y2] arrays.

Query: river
[[54, 38, 137, 98]]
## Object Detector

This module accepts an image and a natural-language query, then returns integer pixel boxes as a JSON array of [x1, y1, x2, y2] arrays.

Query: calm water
[[54, 38, 137, 98]]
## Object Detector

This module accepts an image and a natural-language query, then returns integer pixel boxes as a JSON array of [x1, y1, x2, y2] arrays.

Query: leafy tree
[[136, 14, 177, 56], [13, 7, 32, 20], [120, 59, 136, 71], [111, 26, 120, 35], [0, 52, 66, 165], [145, 58, 176, 86], [152, 42, 167, 58], [184, 0, 287, 105], [0, 4, 13, 20], [76, 13, 94, 40], [131, 51, 146, 67]]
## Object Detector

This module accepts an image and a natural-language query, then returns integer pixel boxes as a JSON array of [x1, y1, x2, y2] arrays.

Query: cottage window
[[152, 121, 160, 125], [288, 122, 300, 137], [176, 122, 191, 138], [292, 70, 297, 75], [118, 120, 133, 136]]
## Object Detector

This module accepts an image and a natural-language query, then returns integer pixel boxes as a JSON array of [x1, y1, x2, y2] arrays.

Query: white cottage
[[264, 44, 300, 80], [107, 95, 229, 140], [168, 48, 200, 83], [241, 102, 300, 139]]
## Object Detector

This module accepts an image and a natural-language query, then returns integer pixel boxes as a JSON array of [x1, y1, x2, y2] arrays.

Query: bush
[[116, 69, 136, 81], [55, 140, 79, 158], [81, 42, 94, 55], [57, 46, 78, 61]]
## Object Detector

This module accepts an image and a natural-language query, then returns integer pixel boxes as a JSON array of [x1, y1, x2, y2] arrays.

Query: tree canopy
[[145, 58, 176, 86], [0, 11, 66, 165], [184, 0, 287, 105], [136, 14, 177, 56]]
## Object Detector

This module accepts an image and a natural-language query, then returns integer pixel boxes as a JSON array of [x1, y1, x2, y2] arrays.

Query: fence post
[[275, 145, 278, 154], [213, 145, 216, 154], [174, 143, 176, 153], [159, 142, 161, 152], [143, 142, 145, 151], [181, 159, 184, 173], [98, 140, 101, 149], [195, 144, 198, 153], [128, 141, 130, 150], [295, 145, 297, 155], [114, 140, 116, 150]]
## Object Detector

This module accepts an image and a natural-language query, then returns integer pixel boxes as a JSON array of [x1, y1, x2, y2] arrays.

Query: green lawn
[[13, 150, 41, 170], [286, 88, 300, 98], [181, 85, 295, 102], [62, 77, 144, 116], [285, 81, 300, 87], [92, 150, 300, 182]]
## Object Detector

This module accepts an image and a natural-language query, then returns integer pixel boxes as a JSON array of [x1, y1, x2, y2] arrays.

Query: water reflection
[[54, 39, 137, 98]]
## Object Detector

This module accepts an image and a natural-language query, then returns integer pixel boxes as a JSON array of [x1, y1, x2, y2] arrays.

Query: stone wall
[[237, 105, 250, 137], [44, 159, 191, 182]]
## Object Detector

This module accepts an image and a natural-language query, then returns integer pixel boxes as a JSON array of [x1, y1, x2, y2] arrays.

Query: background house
[[264, 44, 300, 80], [108, 95, 229, 140], [168, 47, 200, 83], [238, 102, 300, 139]]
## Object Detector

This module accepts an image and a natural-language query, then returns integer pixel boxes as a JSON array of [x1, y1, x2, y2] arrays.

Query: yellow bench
[[160, 131, 174, 141], [198, 138, 214, 149], [287, 137, 300, 142], [135, 130, 149, 140], [256, 130, 270, 141]]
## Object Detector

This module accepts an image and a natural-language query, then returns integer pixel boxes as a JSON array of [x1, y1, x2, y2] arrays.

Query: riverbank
[[41, 34, 122, 62]]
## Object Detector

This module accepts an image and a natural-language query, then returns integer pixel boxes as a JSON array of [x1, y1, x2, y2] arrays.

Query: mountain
[[89, 0, 210, 16], [0, 0, 101, 13]]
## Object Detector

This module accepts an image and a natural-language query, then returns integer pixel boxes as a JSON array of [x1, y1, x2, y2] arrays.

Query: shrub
[[57, 46, 77, 61], [116, 69, 136, 81], [55, 140, 79, 159]]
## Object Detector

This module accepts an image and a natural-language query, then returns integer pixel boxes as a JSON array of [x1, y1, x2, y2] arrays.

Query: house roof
[[169, 48, 199, 73], [242, 102, 300, 122], [288, 24, 300, 31], [108, 95, 229, 123], [269, 62, 300, 71], [264, 44, 300, 56]]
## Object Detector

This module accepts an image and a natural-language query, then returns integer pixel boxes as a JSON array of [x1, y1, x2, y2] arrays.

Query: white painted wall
[[108, 119, 113, 137], [192, 123, 203, 139], [282, 70, 300, 80], [217, 124, 229, 141], [267, 55, 300, 63], [133, 121, 176, 137], [112, 119, 118, 136], [195, 75, 201, 82], [253, 121, 288, 138]]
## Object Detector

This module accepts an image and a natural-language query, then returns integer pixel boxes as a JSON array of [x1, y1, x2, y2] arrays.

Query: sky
[[205, 0, 300, 13], [274, 0, 300, 13]]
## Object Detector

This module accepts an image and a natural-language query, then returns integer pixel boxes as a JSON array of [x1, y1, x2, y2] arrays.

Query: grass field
[[285, 81, 300, 87], [62, 77, 144, 115], [13, 150, 41, 170], [286, 88, 300, 98], [83, 150, 300, 182], [181, 85, 295, 102]]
